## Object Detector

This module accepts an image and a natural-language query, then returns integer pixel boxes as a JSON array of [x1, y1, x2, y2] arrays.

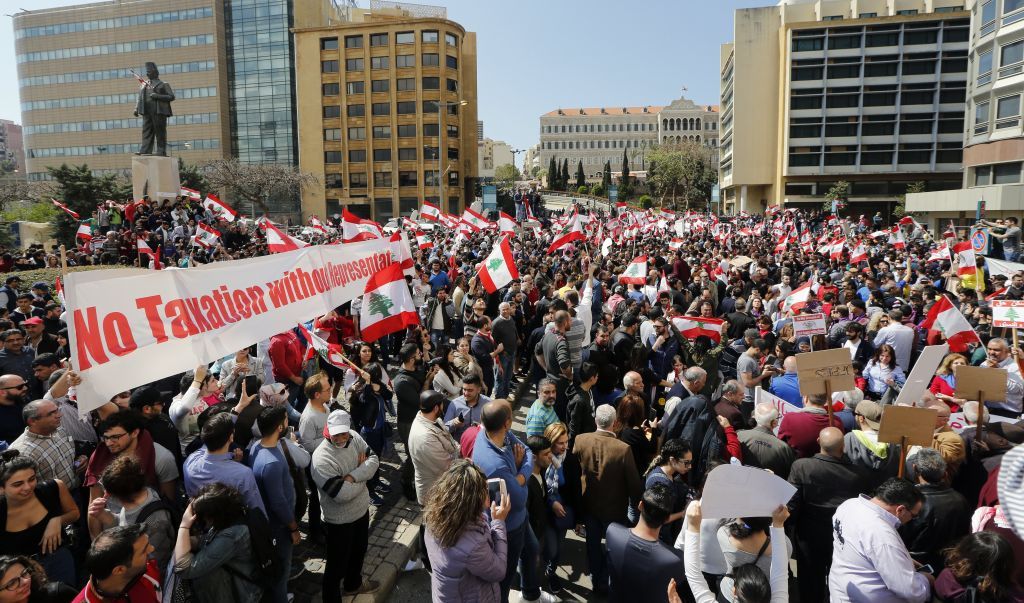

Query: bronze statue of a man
[[134, 62, 175, 156]]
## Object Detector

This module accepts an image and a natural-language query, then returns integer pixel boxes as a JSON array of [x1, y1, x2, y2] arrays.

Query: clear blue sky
[[0, 0, 769, 153]]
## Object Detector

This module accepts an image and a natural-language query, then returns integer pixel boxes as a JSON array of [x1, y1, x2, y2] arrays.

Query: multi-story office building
[[478, 138, 513, 181], [0, 121, 26, 175], [538, 96, 718, 180], [294, 2, 478, 221], [523, 143, 541, 177], [720, 0, 969, 215], [907, 0, 1024, 227]]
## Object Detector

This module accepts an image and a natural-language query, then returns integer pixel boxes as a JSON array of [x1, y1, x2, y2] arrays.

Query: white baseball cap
[[327, 410, 351, 436]]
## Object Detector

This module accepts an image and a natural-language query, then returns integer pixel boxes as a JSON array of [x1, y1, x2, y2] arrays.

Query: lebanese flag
[[420, 201, 441, 221], [298, 322, 352, 370], [774, 232, 791, 253], [202, 194, 237, 222], [943, 220, 956, 239], [782, 281, 812, 313], [919, 295, 981, 352], [55, 277, 65, 308], [619, 256, 648, 285], [461, 208, 491, 231], [75, 223, 92, 242], [498, 211, 516, 235], [986, 287, 1008, 301], [829, 238, 846, 260], [180, 187, 201, 200], [136, 238, 162, 270], [671, 316, 726, 343], [389, 231, 416, 278], [547, 213, 585, 253], [899, 216, 922, 231], [191, 222, 221, 248], [524, 201, 539, 225], [669, 238, 683, 250], [415, 230, 433, 250], [849, 243, 868, 264], [262, 221, 308, 253], [52, 199, 80, 219], [953, 240, 977, 276], [309, 215, 331, 236], [928, 243, 951, 263], [342, 208, 382, 242], [477, 236, 519, 294], [888, 226, 907, 250], [359, 263, 421, 342]]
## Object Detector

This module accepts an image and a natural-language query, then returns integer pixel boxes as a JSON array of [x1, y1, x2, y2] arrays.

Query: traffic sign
[[971, 228, 989, 253]]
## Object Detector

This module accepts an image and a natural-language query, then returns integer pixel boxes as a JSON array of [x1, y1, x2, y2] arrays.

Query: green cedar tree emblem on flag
[[488, 257, 504, 271], [1005, 307, 1021, 323], [367, 292, 393, 318]]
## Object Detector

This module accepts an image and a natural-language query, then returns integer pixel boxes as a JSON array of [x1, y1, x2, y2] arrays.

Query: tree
[[647, 142, 717, 210], [178, 158, 210, 195], [530, 165, 542, 179], [547, 156, 558, 190], [602, 161, 612, 194], [560, 159, 569, 192], [823, 181, 850, 213], [621, 149, 631, 194], [2, 201, 58, 223], [592, 182, 605, 197], [203, 159, 319, 216], [575, 160, 586, 190], [494, 163, 521, 186], [894, 181, 925, 218], [46, 164, 130, 244]]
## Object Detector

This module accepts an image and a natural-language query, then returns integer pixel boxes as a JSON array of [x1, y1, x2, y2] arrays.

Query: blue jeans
[[493, 352, 515, 399], [430, 329, 448, 351], [519, 522, 542, 600], [543, 522, 562, 576], [501, 521, 526, 603], [271, 525, 293, 603], [584, 516, 612, 593]]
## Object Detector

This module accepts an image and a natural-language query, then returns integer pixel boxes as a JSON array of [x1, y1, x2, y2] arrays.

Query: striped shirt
[[525, 400, 558, 438], [11, 428, 77, 488], [999, 444, 1024, 539]]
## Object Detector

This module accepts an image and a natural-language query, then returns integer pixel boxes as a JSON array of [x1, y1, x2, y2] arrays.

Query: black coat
[[900, 484, 971, 569], [788, 453, 874, 556], [660, 393, 721, 485]]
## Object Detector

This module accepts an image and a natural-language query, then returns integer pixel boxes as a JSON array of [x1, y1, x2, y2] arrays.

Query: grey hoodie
[[310, 431, 380, 525]]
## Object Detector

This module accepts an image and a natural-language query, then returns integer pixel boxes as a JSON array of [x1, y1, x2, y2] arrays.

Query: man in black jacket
[[566, 363, 599, 446], [900, 448, 971, 570], [392, 343, 437, 500], [421, 288, 454, 351], [659, 367, 722, 485]]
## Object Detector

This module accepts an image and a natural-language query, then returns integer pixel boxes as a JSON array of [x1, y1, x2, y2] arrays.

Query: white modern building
[[477, 137, 513, 181]]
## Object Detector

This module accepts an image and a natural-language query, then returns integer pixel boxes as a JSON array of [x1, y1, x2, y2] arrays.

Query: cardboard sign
[[795, 348, 855, 395], [877, 405, 938, 447], [793, 313, 827, 338], [895, 344, 948, 406], [992, 300, 1024, 328], [954, 365, 1008, 402]]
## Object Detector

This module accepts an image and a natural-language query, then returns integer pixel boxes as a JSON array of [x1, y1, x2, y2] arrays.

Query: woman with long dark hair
[[864, 344, 905, 401], [935, 531, 1024, 602], [431, 344, 463, 400], [644, 439, 694, 545], [350, 362, 394, 505]]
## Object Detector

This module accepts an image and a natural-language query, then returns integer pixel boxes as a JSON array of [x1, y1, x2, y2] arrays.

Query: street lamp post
[[510, 148, 524, 194]]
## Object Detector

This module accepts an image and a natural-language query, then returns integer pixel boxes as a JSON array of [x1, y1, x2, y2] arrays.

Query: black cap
[[419, 390, 445, 412]]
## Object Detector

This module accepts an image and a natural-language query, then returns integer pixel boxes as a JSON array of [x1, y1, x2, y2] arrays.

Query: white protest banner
[[792, 313, 827, 338], [949, 411, 1015, 432], [992, 300, 1024, 328], [894, 344, 948, 406], [67, 238, 392, 414], [700, 464, 796, 519], [985, 256, 1024, 279], [755, 387, 801, 436]]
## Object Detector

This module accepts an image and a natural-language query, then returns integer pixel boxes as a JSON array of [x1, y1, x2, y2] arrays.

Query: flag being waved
[[52, 199, 80, 220], [619, 256, 648, 285], [298, 322, 352, 371], [498, 211, 516, 235], [671, 316, 726, 343], [191, 222, 221, 248], [359, 262, 421, 342], [920, 295, 981, 353], [477, 236, 519, 294], [180, 186, 201, 200], [261, 221, 309, 253], [547, 212, 585, 253], [75, 223, 92, 242], [202, 194, 238, 222], [420, 201, 440, 221], [953, 240, 977, 276], [342, 208, 382, 242]]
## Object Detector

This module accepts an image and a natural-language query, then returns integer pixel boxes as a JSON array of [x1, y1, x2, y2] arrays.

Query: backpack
[[238, 507, 281, 592], [136, 497, 182, 529]]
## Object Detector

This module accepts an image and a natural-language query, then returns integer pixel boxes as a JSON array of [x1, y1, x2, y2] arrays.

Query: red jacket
[[269, 330, 304, 384], [73, 559, 161, 603], [778, 408, 844, 459]]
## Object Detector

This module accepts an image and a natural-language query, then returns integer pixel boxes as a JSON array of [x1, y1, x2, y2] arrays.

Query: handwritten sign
[[992, 300, 1024, 328], [795, 348, 855, 396], [793, 313, 827, 338]]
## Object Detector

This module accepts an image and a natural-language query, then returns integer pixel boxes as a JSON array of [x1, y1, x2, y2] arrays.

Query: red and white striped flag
[[953, 240, 977, 277], [477, 235, 519, 294], [547, 212, 585, 253], [498, 211, 516, 235], [359, 263, 421, 342], [388, 231, 416, 278], [928, 243, 951, 263], [671, 316, 726, 343], [262, 221, 308, 253], [460, 208, 491, 231], [191, 222, 221, 248], [888, 226, 907, 250], [52, 199, 80, 220], [420, 201, 441, 221], [299, 322, 352, 370], [619, 256, 648, 285], [136, 237, 162, 270], [342, 208, 382, 242], [202, 194, 238, 222], [782, 281, 813, 313], [415, 230, 433, 250], [180, 187, 201, 200], [920, 296, 980, 352], [75, 223, 92, 242], [849, 243, 868, 264]]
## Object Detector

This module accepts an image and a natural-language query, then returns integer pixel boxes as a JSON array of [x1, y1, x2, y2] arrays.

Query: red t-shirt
[[73, 559, 162, 603]]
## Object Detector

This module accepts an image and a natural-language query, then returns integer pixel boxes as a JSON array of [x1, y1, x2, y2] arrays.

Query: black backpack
[[239, 507, 281, 592]]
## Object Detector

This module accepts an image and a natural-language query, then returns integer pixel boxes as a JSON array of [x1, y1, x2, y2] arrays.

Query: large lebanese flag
[[829, 238, 846, 260], [415, 230, 433, 250], [953, 240, 977, 276], [849, 243, 868, 264], [420, 201, 440, 221], [782, 281, 812, 313], [202, 194, 237, 222], [498, 211, 516, 235], [928, 242, 951, 263], [547, 213, 585, 253], [75, 223, 92, 242], [388, 231, 416, 278], [298, 322, 351, 371], [461, 208, 491, 231], [920, 295, 981, 352], [191, 222, 221, 248], [477, 236, 519, 294], [359, 263, 420, 342], [671, 316, 726, 343], [619, 255, 648, 285], [262, 221, 308, 253], [342, 208, 382, 242], [888, 226, 907, 250]]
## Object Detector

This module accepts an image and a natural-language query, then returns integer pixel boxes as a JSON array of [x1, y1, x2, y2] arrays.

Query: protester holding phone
[[218, 348, 262, 403]]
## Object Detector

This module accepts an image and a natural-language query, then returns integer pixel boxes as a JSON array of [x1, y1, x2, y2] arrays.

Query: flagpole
[[58, 245, 74, 372]]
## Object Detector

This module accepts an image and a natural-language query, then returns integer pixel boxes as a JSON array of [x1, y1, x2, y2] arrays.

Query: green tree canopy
[[494, 163, 521, 183], [47, 164, 131, 244], [647, 142, 717, 210]]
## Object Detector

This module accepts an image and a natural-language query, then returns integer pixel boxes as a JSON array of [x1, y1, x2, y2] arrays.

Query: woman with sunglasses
[[643, 439, 694, 546], [0, 452, 79, 587], [0, 555, 76, 603]]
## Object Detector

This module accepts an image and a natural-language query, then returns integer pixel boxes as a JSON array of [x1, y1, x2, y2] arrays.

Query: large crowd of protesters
[[0, 190, 1023, 603]]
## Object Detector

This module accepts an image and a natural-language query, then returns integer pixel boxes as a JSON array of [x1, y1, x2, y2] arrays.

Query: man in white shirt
[[829, 478, 931, 603], [872, 309, 914, 372], [981, 337, 1024, 418]]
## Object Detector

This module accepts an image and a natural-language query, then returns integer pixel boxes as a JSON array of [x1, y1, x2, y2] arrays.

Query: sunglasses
[[1, 383, 28, 391]]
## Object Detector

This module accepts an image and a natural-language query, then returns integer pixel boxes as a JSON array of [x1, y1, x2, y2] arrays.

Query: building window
[[976, 165, 992, 185], [422, 53, 439, 66], [423, 101, 439, 114], [371, 79, 389, 92], [345, 35, 362, 48], [423, 146, 438, 159], [397, 78, 415, 91], [424, 124, 439, 136], [346, 81, 364, 94], [398, 124, 416, 137], [399, 170, 417, 186], [321, 60, 338, 73], [422, 30, 438, 43], [350, 172, 367, 187], [349, 149, 366, 162], [347, 104, 364, 117], [975, 101, 991, 133], [373, 125, 391, 138], [446, 33, 457, 47], [422, 77, 440, 90], [995, 162, 1023, 183], [320, 38, 338, 50], [1001, 40, 1024, 78], [325, 173, 342, 187], [447, 124, 459, 137], [424, 170, 440, 185], [324, 128, 341, 141], [396, 101, 416, 114], [374, 171, 392, 186], [895, 9, 918, 15], [324, 151, 342, 163], [371, 56, 389, 69], [446, 55, 458, 69], [979, 50, 994, 85], [1007, 0, 1024, 14], [322, 83, 339, 96], [997, 94, 1021, 128], [323, 105, 340, 118], [370, 33, 388, 47], [396, 54, 415, 68], [372, 102, 390, 116], [398, 147, 416, 160], [447, 104, 459, 116], [396, 31, 414, 44], [446, 78, 458, 91], [345, 58, 363, 71], [448, 147, 459, 159], [348, 127, 366, 140], [373, 148, 391, 161]]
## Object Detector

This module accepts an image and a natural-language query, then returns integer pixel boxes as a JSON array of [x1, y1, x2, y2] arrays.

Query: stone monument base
[[131, 155, 180, 202]]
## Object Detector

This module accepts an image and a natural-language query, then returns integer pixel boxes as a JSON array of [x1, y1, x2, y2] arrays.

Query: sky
[[0, 0, 770, 153]]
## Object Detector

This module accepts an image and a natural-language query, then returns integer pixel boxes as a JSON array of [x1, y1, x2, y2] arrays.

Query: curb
[[349, 506, 422, 603]]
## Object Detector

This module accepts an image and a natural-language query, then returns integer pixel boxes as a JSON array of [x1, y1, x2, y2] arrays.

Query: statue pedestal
[[131, 155, 180, 202]]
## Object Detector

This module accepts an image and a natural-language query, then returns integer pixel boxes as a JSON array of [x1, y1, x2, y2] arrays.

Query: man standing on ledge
[[135, 62, 175, 156]]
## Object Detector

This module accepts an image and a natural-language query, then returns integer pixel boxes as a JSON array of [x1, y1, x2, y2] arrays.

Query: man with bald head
[[788, 427, 873, 603], [0, 373, 29, 444]]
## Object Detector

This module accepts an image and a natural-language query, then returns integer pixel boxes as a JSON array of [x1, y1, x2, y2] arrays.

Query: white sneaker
[[403, 559, 425, 572], [520, 591, 560, 603]]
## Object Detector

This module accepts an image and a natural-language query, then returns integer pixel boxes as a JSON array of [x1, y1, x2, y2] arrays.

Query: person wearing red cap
[[22, 316, 58, 356]]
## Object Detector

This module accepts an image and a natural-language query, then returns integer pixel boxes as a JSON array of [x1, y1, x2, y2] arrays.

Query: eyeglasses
[[101, 431, 130, 442], [1, 383, 27, 391], [677, 459, 693, 467], [1, 568, 30, 591]]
